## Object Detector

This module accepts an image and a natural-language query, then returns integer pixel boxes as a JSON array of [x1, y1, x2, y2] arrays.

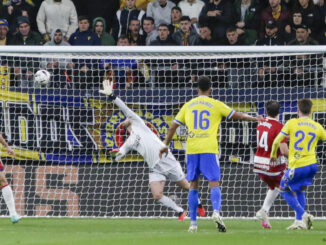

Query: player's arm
[[109, 137, 133, 162], [279, 142, 289, 157], [231, 112, 264, 122], [0, 133, 16, 157], [159, 104, 186, 158], [159, 122, 180, 158], [270, 133, 286, 160], [99, 80, 143, 123]]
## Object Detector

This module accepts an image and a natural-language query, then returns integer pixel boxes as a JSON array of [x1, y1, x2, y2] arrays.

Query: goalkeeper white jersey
[[114, 98, 172, 169]]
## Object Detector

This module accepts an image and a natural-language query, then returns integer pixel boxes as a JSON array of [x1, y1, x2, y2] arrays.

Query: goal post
[[0, 46, 325, 218]]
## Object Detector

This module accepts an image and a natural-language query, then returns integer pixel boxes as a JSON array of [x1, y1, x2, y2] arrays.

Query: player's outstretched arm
[[231, 112, 264, 122], [0, 134, 16, 157], [159, 122, 179, 158], [99, 80, 143, 123]]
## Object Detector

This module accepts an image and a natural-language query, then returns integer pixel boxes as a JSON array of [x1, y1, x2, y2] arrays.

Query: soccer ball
[[34, 70, 51, 86]]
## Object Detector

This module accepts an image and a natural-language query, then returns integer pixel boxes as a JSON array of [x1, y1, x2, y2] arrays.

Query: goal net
[[0, 46, 325, 218]]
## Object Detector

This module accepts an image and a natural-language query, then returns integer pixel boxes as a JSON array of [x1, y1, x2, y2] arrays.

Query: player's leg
[[0, 172, 20, 223], [256, 174, 281, 228], [186, 154, 201, 232], [200, 153, 226, 232], [175, 178, 205, 217], [149, 176, 184, 217], [279, 168, 306, 229]]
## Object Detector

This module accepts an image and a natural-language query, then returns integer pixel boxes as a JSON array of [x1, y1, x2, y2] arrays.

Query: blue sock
[[281, 191, 304, 220], [188, 189, 198, 221], [296, 191, 306, 210], [211, 187, 222, 212]]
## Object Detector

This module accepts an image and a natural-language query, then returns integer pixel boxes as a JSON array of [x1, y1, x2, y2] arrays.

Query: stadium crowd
[[0, 0, 325, 89]]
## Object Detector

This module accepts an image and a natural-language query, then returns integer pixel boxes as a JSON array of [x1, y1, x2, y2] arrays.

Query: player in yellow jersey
[[159, 76, 263, 232], [271, 98, 326, 230]]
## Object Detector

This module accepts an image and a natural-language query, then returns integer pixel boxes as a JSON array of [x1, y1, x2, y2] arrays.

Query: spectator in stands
[[2, 0, 33, 34], [69, 16, 101, 46], [284, 10, 303, 43], [40, 29, 74, 88], [120, 0, 154, 11], [146, 0, 176, 28], [287, 24, 321, 87], [168, 6, 183, 34], [36, 0, 78, 43], [172, 16, 200, 45], [112, 0, 145, 41], [317, 10, 326, 44], [150, 23, 176, 45], [127, 19, 146, 45], [199, 0, 235, 42], [294, 0, 323, 39], [234, 0, 261, 45], [142, 17, 158, 45], [9, 16, 42, 88], [10, 16, 42, 45], [260, 0, 291, 39], [73, 0, 120, 33], [100, 35, 144, 89], [178, 0, 205, 32], [255, 20, 285, 45], [254, 20, 285, 88], [225, 27, 246, 45], [198, 24, 218, 45], [0, 19, 12, 45], [288, 24, 318, 45], [92, 17, 115, 46]]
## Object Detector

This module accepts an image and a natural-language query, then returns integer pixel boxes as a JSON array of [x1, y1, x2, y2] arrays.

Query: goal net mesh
[[0, 48, 325, 218]]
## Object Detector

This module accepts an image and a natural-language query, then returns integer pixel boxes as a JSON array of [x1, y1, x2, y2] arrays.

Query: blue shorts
[[280, 164, 318, 192], [186, 153, 220, 181]]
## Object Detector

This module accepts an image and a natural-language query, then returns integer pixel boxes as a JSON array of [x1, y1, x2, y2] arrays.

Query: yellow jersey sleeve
[[280, 120, 291, 136], [215, 100, 234, 119], [174, 103, 187, 126], [318, 124, 326, 142]]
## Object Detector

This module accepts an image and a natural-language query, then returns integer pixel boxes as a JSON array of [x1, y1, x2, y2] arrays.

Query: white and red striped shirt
[[253, 117, 287, 176]]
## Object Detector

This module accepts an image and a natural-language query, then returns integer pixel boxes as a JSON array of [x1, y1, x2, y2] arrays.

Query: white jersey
[[114, 98, 171, 169]]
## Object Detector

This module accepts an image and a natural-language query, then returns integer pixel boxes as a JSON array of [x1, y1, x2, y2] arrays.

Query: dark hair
[[129, 18, 140, 25], [298, 98, 313, 115], [266, 100, 280, 117], [158, 23, 169, 29], [180, 16, 191, 22], [78, 15, 89, 22], [118, 35, 129, 41], [171, 6, 182, 13], [143, 17, 155, 25], [198, 76, 211, 92], [226, 27, 237, 33]]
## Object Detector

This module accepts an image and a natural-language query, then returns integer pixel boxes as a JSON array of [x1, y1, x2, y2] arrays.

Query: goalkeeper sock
[[295, 191, 306, 210], [262, 189, 279, 213], [158, 196, 183, 213], [188, 189, 198, 221], [210, 187, 221, 212], [281, 191, 304, 220], [1, 185, 17, 217]]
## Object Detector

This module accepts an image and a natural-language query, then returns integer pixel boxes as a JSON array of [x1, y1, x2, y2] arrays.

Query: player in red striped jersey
[[254, 101, 288, 229]]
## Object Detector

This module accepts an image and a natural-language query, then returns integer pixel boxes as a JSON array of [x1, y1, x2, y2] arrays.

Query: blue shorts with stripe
[[186, 153, 220, 181], [280, 164, 318, 192]]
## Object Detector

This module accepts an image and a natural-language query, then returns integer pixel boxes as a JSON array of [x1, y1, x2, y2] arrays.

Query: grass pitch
[[0, 218, 325, 245]]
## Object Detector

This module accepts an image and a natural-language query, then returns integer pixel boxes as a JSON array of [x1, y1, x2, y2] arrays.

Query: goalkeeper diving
[[99, 80, 205, 220]]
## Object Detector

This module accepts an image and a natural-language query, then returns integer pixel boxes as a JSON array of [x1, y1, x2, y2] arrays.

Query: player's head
[[266, 100, 280, 118], [298, 98, 313, 116], [197, 76, 211, 94]]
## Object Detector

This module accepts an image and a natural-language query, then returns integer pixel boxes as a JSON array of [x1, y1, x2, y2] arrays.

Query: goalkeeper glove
[[99, 80, 116, 100]]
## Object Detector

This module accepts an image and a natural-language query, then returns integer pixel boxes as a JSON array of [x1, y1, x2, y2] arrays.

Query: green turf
[[0, 218, 325, 245]]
